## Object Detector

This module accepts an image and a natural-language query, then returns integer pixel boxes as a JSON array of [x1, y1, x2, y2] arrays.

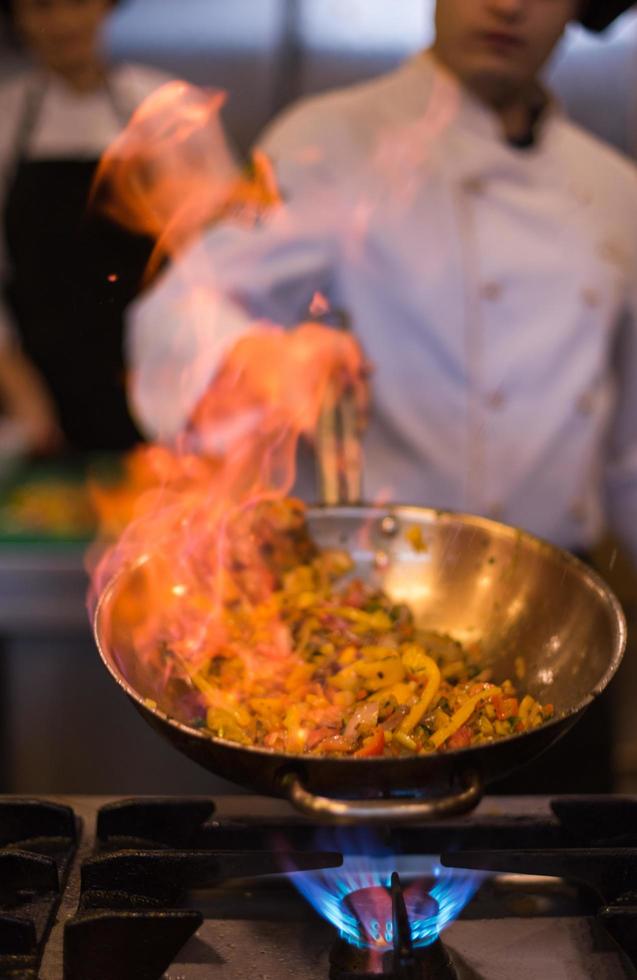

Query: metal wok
[[94, 505, 626, 824]]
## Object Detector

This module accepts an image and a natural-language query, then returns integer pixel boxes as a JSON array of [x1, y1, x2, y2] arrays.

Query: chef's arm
[[605, 301, 637, 570], [127, 199, 336, 443], [126, 91, 359, 443]]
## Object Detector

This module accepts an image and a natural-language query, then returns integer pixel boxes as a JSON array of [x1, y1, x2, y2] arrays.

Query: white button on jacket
[[128, 52, 637, 562]]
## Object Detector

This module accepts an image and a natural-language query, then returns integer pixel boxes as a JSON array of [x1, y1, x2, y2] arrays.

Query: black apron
[[2, 78, 154, 452]]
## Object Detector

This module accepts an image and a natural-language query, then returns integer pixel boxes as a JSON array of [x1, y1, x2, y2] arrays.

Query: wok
[[94, 505, 626, 824]]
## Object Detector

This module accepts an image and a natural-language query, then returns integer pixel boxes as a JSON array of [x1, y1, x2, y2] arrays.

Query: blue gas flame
[[287, 831, 484, 950]]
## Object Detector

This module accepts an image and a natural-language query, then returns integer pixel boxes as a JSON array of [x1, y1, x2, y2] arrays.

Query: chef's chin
[[457, 52, 536, 108]]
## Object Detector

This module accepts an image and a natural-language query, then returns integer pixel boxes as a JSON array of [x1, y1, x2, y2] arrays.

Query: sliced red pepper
[[490, 695, 519, 720], [306, 726, 338, 750], [447, 725, 472, 750], [355, 727, 386, 757]]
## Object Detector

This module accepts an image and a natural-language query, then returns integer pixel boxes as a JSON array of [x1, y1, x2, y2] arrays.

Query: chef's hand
[[185, 322, 369, 455], [0, 343, 64, 457]]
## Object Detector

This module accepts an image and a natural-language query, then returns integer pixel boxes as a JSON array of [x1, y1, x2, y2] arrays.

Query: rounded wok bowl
[[94, 506, 626, 823]]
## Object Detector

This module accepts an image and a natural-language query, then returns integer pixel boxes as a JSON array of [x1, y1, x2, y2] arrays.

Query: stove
[[1, 795, 636, 980]]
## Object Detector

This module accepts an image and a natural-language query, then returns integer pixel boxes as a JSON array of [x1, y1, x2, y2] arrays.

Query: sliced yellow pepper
[[333, 690, 355, 709], [430, 685, 498, 749], [399, 656, 441, 734], [206, 707, 251, 744], [354, 657, 405, 691], [518, 694, 536, 722], [399, 647, 441, 730], [284, 663, 313, 691], [330, 607, 373, 624], [338, 645, 358, 666], [394, 730, 418, 752], [295, 591, 316, 609], [249, 697, 284, 727], [330, 608, 392, 631], [331, 665, 359, 691], [361, 644, 397, 661], [371, 681, 415, 706]]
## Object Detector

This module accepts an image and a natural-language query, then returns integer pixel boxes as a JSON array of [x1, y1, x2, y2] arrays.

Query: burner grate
[[32, 794, 636, 980], [442, 797, 637, 970], [0, 800, 78, 980], [63, 797, 342, 980]]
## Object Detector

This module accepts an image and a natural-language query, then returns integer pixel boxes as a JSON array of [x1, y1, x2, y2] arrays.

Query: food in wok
[[155, 499, 553, 758]]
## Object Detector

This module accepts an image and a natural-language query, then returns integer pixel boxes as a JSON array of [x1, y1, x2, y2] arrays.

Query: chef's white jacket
[[128, 52, 637, 561]]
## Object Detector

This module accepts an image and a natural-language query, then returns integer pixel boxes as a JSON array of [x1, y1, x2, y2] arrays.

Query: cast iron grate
[[0, 799, 78, 980], [442, 796, 637, 969], [63, 797, 342, 980], [60, 795, 637, 980]]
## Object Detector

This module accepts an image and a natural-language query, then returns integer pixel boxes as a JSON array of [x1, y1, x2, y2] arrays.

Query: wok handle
[[284, 771, 483, 824]]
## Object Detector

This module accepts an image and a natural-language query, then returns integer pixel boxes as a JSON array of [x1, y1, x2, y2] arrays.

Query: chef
[[0, 0, 171, 455], [128, 0, 636, 791]]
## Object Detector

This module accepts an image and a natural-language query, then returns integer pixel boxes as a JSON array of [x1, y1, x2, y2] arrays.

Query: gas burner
[[290, 839, 482, 953], [329, 873, 479, 980], [345, 880, 437, 949], [1, 795, 636, 979]]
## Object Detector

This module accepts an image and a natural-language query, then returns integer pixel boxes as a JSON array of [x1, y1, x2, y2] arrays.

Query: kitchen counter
[[0, 457, 99, 633]]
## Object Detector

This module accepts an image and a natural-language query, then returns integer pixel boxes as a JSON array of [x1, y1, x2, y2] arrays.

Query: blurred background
[[110, 0, 637, 155], [4, 0, 635, 156], [1, 0, 636, 795]]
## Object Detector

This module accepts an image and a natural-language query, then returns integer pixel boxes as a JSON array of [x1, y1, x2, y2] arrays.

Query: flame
[[87, 65, 460, 728], [92, 80, 280, 280], [88, 79, 364, 714], [87, 102, 362, 747], [88, 322, 364, 720], [287, 831, 484, 950]]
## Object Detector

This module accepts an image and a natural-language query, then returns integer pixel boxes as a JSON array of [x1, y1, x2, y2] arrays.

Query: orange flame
[[92, 80, 280, 280], [88, 80, 366, 716], [87, 65, 460, 726], [89, 324, 364, 711]]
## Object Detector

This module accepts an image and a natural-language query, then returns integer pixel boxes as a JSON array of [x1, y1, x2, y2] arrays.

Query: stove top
[[1, 795, 635, 980]]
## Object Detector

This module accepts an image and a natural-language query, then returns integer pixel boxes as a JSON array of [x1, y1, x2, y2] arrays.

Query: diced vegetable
[[430, 687, 499, 749], [448, 725, 472, 750], [171, 500, 553, 759], [355, 727, 385, 757]]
